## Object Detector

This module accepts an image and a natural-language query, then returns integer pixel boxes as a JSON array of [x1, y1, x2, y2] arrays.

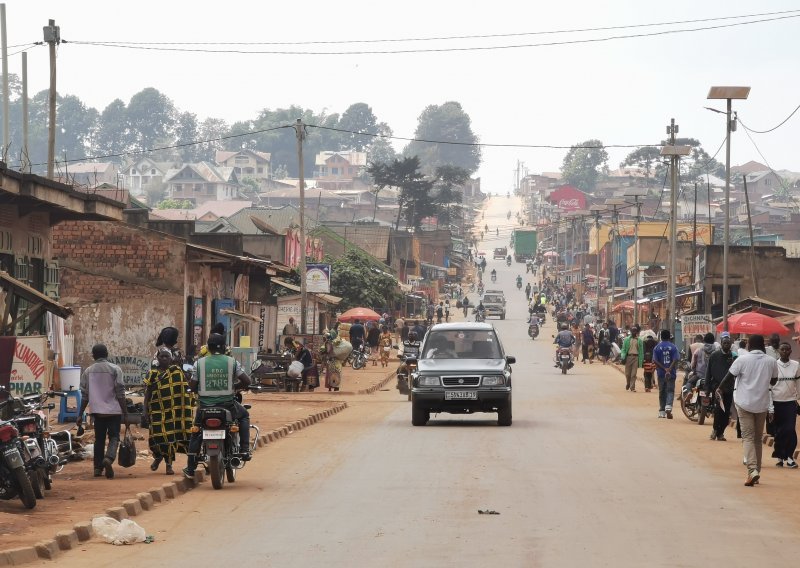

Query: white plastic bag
[[92, 516, 146, 545], [287, 360, 304, 378]]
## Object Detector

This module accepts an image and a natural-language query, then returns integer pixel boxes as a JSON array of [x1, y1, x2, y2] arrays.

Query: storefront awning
[[271, 278, 342, 305], [219, 308, 261, 323]]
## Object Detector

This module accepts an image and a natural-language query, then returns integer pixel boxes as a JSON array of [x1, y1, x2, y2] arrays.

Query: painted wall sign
[[306, 263, 331, 293], [107, 355, 151, 386], [8, 336, 48, 395]]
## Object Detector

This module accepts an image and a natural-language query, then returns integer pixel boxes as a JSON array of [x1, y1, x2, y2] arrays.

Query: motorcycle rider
[[183, 333, 251, 478], [475, 301, 486, 321], [553, 323, 575, 367], [516, 274, 523, 288], [397, 330, 422, 391], [490, 268, 497, 281], [506, 254, 512, 266], [527, 312, 540, 337], [684, 333, 717, 402]]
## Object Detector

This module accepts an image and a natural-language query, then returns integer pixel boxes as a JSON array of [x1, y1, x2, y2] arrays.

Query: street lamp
[[707, 86, 750, 332], [590, 204, 607, 314]]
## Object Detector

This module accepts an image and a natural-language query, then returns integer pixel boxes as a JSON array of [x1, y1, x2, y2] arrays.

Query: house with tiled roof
[[215, 150, 271, 186], [163, 162, 241, 205], [61, 162, 118, 187], [120, 157, 178, 198], [313, 150, 367, 189]]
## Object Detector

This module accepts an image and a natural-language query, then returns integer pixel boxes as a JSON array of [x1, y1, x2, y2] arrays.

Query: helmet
[[408, 331, 418, 341], [207, 333, 226, 353]]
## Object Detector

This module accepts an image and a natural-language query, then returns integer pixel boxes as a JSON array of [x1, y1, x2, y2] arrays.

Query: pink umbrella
[[716, 312, 790, 336], [338, 307, 382, 323]]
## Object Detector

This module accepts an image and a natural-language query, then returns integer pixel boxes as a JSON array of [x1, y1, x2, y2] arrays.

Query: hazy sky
[[5, 0, 799, 192]]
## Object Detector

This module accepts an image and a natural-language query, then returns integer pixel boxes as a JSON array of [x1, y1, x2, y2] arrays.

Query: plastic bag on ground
[[92, 516, 146, 545]]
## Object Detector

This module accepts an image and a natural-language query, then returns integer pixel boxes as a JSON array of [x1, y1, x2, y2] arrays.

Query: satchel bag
[[118, 425, 137, 468]]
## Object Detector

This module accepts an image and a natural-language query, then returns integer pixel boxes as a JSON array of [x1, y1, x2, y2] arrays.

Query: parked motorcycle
[[555, 347, 574, 375], [0, 395, 37, 509], [477, 283, 485, 295], [528, 323, 539, 340], [506, 258, 512, 267], [679, 371, 704, 422], [194, 402, 257, 490]]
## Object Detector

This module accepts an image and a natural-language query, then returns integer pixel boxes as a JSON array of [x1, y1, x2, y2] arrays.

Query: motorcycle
[[679, 371, 715, 423], [490, 273, 497, 283], [0, 398, 37, 509], [555, 347, 574, 375], [396, 352, 419, 401], [506, 258, 512, 267], [516, 279, 522, 290], [347, 343, 370, 370], [195, 402, 258, 490], [528, 323, 539, 339], [475, 310, 486, 323]]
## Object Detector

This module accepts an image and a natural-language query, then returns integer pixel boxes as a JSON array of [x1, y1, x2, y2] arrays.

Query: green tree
[[620, 146, 661, 187], [432, 165, 468, 227], [127, 88, 177, 151], [366, 123, 397, 168], [197, 117, 229, 161], [94, 99, 132, 160], [156, 198, 193, 209], [369, 156, 434, 230], [337, 102, 380, 151], [560, 140, 609, 192], [403, 101, 481, 176], [327, 249, 400, 311], [175, 111, 201, 162]]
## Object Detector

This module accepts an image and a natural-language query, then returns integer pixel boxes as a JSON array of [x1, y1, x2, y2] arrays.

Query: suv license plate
[[445, 391, 477, 400], [203, 430, 225, 439]]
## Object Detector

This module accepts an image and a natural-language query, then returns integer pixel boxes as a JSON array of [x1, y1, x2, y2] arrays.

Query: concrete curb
[[3, 401, 350, 565], [356, 369, 397, 395]]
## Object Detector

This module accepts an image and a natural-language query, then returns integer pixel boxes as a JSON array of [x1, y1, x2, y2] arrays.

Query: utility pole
[[21, 51, 28, 172], [554, 213, 560, 285], [742, 176, 760, 297], [44, 19, 60, 179], [1, 4, 8, 160], [661, 120, 690, 338], [294, 119, 308, 334], [590, 205, 606, 314], [605, 199, 627, 318], [624, 189, 646, 328]]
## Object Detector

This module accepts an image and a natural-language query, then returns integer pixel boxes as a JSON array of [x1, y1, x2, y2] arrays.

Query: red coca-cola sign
[[548, 185, 586, 211]]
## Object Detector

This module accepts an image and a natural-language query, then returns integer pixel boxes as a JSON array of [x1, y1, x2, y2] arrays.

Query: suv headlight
[[482, 375, 505, 386], [418, 376, 441, 386]]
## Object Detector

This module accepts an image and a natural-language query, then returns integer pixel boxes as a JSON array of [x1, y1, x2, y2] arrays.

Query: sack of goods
[[287, 360, 305, 378], [332, 339, 353, 361]]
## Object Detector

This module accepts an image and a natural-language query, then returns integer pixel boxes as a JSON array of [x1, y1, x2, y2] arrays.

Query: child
[[643, 352, 656, 392]]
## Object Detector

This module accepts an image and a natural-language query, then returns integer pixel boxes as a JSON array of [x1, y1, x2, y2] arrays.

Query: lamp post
[[660, 131, 691, 338], [624, 188, 648, 327], [707, 86, 750, 332], [590, 205, 606, 314]]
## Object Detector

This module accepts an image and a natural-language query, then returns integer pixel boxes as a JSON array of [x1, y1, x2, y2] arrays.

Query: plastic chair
[[58, 390, 83, 423]]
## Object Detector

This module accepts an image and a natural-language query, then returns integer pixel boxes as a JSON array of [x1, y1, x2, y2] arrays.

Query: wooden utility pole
[[44, 19, 60, 179], [1, 4, 8, 160], [742, 177, 760, 297], [294, 119, 308, 334], [21, 51, 28, 171]]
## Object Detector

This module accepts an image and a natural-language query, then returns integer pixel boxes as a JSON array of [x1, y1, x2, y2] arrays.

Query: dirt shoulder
[[0, 363, 396, 553]]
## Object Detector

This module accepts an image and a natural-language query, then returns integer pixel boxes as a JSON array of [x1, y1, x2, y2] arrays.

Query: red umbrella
[[338, 307, 382, 323], [716, 312, 790, 335], [611, 300, 648, 313]]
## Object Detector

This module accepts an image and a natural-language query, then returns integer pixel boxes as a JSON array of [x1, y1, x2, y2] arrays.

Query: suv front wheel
[[497, 397, 512, 426], [411, 400, 429, 426]]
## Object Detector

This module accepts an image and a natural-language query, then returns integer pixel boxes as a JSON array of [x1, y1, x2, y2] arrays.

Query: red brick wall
[[51, 221, 187, 370]]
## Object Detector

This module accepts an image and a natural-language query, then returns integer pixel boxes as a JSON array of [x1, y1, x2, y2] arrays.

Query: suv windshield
[[422, 329, 502, 359]]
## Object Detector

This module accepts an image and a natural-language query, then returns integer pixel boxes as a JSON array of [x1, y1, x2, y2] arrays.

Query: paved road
[[44, 196, 800, 567]]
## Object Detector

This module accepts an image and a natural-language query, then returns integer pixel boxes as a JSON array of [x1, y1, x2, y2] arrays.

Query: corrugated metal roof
[[314, 150, 368, 167], [226, 205, 318, 235]]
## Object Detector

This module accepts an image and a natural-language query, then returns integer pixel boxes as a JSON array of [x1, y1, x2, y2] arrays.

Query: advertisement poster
[[681, 314, 713, 339], [306, 263, 331, 293], [107, 355, 151, 386], [9, 336, 48, 395]]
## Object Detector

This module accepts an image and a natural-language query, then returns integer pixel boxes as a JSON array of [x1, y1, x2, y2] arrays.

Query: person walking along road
[[77, 344, 127, 479], [620, 326, 643, 392], [653, 330, 679, 419], [705, 332, 736, 441], [771, 342, 800, 468], [717, 334, 778, 487]]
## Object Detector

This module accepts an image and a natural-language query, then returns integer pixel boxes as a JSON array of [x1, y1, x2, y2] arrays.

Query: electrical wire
[[66, 13, 800, 56], [740, 121, 800, 212], [71, 9, 800, 47], [739, 103, 800, 134], [7, 43, 42, 58]]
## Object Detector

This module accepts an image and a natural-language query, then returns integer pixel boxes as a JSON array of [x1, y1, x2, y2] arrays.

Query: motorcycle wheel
[[680, 391, 699, 422], [561, 366, 567, 375], [352, 354, 366, 370], [31, 469, 45, 499], [14, 468, 36, 509], [209, 455, 225, 490], [697, 405, 707, 426]]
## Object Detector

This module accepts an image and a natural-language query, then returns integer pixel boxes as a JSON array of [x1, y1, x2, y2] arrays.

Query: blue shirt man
[[653, 329, 679, 419]]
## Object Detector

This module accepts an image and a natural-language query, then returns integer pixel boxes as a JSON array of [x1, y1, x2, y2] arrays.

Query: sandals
[[150, 457, 163, 472]]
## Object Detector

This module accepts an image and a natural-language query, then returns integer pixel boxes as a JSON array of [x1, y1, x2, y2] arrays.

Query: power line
[[739, 103, 800, 134], [307, 124, 659, 149], [66, 13, 800, 56], [70, 9, 800, 47]]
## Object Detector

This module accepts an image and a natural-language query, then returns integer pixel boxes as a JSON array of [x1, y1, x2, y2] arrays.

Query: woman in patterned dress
[[143, 347, 195, 475], [321, 330, 343, 392]]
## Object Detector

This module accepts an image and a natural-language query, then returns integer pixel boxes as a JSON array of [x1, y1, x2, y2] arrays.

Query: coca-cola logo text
[[558, 198, 581, 209]]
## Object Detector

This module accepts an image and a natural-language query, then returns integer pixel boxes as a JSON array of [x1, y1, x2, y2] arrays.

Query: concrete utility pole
[[294, 119, 308, 334], [44, 19, 60, 179], [21, 51, 28, 171], [1, 4, 8, 160], [624, 190, 646, 328], [605, 199, 627, 317], [590, 205, 606, 313], [661, 120, 690, 338]]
